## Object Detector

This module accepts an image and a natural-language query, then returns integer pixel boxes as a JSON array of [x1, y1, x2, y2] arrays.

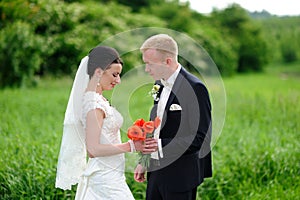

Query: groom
[[134, 34, 212, 200]]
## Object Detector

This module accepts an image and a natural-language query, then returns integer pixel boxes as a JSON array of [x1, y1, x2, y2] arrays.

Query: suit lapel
[[152, 67, 187, 120]]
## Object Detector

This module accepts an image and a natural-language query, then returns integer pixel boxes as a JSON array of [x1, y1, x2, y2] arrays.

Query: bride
[[55, 46, 144, 199]]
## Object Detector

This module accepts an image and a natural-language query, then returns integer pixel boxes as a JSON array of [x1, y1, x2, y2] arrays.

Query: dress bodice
[[81, 91, 125, 175], [82, 91, 123, 144]]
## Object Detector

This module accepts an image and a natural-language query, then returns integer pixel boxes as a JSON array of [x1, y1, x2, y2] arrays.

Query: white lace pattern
[[74, 92, 134, 200]]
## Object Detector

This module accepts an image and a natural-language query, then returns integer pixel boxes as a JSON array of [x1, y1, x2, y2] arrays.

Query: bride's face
[[100, 63, 122, 91]]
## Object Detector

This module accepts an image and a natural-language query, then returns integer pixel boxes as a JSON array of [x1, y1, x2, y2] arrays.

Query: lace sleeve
[[82, 92, 110, 129]]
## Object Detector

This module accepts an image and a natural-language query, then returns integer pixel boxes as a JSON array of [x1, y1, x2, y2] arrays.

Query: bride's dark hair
[[87, 46, 123, 78]]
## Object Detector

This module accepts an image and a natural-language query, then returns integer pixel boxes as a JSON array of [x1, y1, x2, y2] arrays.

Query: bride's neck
[[86, 80, 102, 94]]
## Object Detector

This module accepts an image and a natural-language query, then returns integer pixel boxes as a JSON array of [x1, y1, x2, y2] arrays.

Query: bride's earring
[[97, 77, 100, 87], [96, 69, 103, 87]]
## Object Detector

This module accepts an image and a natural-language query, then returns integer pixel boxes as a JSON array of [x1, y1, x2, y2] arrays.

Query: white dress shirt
[[151, 65, 181, 159]]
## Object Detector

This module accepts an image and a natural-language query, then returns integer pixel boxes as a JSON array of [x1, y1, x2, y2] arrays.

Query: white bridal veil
[[55, 56, 90, 190]]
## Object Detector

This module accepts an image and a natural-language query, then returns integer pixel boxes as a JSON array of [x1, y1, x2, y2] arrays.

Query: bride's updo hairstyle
[[87, 46, 123, 79]]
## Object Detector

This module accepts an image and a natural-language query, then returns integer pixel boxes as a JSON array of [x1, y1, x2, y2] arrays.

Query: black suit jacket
[[148, 67, 212, 192]]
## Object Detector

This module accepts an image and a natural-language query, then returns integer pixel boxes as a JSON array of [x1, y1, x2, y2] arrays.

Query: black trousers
[[146, 171, 197, 200]]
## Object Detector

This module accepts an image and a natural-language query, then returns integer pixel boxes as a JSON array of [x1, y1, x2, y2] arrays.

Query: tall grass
[[0, 77, 74, 199], [0, 63, 299, 199], [197, 63, 300, 200]]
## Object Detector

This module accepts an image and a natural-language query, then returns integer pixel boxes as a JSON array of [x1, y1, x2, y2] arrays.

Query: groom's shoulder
[[180, 67, 204, 86]]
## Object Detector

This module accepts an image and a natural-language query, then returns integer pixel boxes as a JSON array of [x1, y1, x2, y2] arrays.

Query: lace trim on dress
[[82, 91, 112, 129]]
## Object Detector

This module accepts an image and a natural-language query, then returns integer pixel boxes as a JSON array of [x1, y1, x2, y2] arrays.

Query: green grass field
[[0, 62, 299, 199]]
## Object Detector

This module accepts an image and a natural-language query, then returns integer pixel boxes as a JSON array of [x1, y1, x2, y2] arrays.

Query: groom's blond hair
[[140, 34, 178, 61]]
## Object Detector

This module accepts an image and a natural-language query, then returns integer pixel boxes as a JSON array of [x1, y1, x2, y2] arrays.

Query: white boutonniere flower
[[149, 84, 160, 101]]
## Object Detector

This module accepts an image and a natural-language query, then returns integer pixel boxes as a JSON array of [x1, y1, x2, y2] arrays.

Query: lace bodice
[[82, 91, 123, 144], [81, 91, 125, 175]]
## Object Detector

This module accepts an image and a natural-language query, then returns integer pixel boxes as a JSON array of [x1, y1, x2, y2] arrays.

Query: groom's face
[[143, 49, 167, 81]]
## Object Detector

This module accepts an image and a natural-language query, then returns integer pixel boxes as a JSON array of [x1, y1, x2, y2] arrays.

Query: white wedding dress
[[75, 91, 135, 200]]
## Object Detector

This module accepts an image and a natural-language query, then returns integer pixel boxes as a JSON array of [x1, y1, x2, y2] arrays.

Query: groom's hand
[[134, 164, 146, 182], [142, 138, 158, 154]]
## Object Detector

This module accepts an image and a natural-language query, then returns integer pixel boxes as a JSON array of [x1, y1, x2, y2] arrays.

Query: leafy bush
[[0, 21, 43, 88], [211, 4, 269, 73], [238, 26, 269, 72], [1, 0, 299, 87], [258, 16, 300, 63], [281, 37, 298, 63], [192, 25, 239, 76]]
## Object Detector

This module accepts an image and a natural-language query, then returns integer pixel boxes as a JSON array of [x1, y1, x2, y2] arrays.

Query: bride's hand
[[133, 140, 144, 152]]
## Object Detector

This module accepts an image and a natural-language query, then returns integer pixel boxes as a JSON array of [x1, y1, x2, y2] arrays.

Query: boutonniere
[[149, 84, 161, 101]]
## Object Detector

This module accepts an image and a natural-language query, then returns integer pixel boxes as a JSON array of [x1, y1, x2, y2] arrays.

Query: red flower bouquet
[[127, 117, 161, 168]]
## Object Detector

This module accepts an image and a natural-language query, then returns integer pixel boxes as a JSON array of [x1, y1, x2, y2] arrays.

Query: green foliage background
[[1, 0, 300, 88]]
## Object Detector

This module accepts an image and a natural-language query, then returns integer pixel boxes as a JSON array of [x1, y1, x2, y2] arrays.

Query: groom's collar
[[160, 64, 181, 88]]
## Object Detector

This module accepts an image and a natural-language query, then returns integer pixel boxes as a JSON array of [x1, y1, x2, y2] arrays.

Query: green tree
[[211, 4, 269, 72], [0, 0, 166, 86], [257, 16, 300, 63], [238, 26, 268, 72], [281, 39, 298, 63], [191, 23, 238, 76], [142, 0, 195, 33], [0, 21, 43, 88], [114, 0, 164, 12], [0, 0, 39, 28]]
